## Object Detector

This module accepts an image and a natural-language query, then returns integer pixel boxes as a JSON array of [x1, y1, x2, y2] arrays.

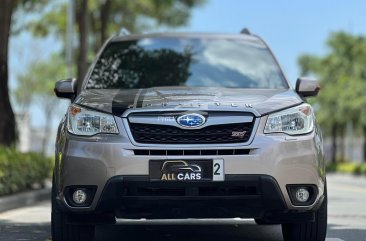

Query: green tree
[[16, 54, 68, 155], [28, 0, 205, 90], [14, 71, 37, 114], [0, 0, 46, 147], [298, 32, 366, 162]]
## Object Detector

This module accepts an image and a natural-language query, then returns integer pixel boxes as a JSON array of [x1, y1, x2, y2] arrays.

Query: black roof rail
[[240, 28, 251, 35]]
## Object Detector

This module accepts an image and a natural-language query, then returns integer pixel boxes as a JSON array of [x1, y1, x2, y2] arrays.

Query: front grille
[[133, 149, 251, 156], [129, 122, 254, 144]]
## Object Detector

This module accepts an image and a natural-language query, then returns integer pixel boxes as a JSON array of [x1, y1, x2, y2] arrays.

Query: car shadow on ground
[[0, 220, 50, 241], [327, 224, 366, 241], [95, 221, 284, 241], [0, 220, 362, 241]]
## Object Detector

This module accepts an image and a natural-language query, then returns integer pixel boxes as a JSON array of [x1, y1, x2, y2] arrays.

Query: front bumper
[[55, 118, 325, 216], [61, 175, 322, 224], [94, 175, 286, 219]]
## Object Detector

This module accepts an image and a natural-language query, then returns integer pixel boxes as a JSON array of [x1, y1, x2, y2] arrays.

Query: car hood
[[74, 87, 303, 116]]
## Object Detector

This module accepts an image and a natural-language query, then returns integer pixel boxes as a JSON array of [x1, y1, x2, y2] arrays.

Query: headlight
[[264, 103, 314, 135], [67, 105, 119, 136]]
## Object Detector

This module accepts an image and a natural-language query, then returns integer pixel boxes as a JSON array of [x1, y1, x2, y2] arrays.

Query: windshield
[[86, 37, 288, 89]]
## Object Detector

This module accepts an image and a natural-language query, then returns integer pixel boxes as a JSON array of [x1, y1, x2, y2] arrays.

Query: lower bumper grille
[[95, 175, 288, 219], [122, 182, 259, 197]]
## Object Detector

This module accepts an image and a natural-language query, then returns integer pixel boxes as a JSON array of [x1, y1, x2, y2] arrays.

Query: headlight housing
[[264, 103, 314, 135], [67, 105, 119, 136]]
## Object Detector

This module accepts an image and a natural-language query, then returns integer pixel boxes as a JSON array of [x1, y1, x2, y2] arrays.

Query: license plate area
[[149, 159, 224, 182]]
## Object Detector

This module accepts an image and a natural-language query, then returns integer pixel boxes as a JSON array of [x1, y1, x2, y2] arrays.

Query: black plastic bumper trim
[[286, 184, 318, 206], [92, 175, 288, 219]]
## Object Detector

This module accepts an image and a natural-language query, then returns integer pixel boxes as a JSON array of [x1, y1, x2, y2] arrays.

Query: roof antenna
[[240, 28, 251, 35]]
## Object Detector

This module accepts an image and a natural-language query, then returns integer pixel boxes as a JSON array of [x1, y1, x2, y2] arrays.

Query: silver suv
[[53, 29, 327, 241]]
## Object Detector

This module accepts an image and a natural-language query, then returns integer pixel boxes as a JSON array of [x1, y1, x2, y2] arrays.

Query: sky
[[9, 0, 366, 128], [179, 0, 366, 84]]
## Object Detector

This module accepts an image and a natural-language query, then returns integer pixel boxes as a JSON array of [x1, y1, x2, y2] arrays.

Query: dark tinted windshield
[[86, 37, 288, 89]]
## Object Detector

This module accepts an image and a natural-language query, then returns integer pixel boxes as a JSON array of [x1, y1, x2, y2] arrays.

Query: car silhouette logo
[[161, 161, 202, 173], [177, 113, 206, 128]]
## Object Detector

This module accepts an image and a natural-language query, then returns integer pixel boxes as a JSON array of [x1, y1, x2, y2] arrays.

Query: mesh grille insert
[[129, 122, 254, 144]]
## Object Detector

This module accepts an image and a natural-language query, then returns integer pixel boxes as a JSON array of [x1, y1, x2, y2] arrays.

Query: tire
[[52, 176, 95, 241], [281, 182, 327, 241]]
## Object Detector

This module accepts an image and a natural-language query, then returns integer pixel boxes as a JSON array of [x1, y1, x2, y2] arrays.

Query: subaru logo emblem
[[177, 113, 206, 128]]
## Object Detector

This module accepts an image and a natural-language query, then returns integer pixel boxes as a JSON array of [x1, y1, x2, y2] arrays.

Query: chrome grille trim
[[133, 149, 251, 156], [121, 109, 260, 147]]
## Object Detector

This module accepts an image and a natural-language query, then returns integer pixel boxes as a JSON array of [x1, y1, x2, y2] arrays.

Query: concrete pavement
[[326, 174, 366, 241], [0, 201, 50, 241]]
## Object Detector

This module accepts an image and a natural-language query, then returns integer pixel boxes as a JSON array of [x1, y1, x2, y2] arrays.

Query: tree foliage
[[298, 32, 366, 162], [27, 0, 205, 93], [0, 0, 47, 147], [28, 0, 205, 52], [15, 54, 68, 154]]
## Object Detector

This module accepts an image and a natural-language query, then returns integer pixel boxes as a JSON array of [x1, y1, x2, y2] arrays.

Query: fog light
[[295, 188, 310, 202], [72, 189, 87, 204]]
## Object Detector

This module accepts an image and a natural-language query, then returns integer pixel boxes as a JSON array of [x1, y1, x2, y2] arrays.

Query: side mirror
[[295, 77, 320, 97], [54, 78, 77, 99]]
